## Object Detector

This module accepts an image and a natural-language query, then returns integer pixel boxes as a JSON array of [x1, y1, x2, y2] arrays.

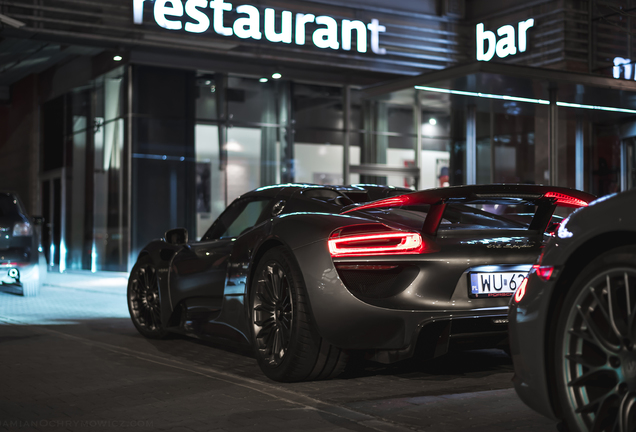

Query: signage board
[[476, 19, 534, 61], [133, 0, 386, 54]]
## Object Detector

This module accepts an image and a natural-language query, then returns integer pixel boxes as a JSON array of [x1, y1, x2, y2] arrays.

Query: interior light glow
[[259, 77, 268, 83], [415, 86, 636, 114], [415, 85, 550, 105], [556, 101, 636, 114], [91, 241, 97, 273], [514, 277, 528, 303], [429, 118, 437, 125], [113, 55, 123, 61], [543, 191, 589, 208], [328, 231, 424, 257], [59, 239, 67, 273], [271, 72, 282, 79]]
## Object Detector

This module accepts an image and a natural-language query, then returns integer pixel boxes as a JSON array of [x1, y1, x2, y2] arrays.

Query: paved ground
[[0, 272, 558, 432]]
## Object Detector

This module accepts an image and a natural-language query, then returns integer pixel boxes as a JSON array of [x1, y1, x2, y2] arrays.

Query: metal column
[[575, 117, 584, 191], [549, 87, 559, 186], [343, 85, 351, 185], [414, 91, 422, 190], [466, 105, 476, 185], [489, 100, 495, 183]]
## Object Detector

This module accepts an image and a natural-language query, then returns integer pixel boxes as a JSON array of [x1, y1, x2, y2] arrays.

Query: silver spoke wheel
[[252, 262, 293, 367], [562, 269, 636, 432]]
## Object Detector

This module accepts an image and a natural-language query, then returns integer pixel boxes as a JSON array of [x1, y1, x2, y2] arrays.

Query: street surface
[[0, 272, 557, 432]]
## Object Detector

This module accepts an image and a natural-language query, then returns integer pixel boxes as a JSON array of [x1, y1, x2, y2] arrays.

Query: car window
[[204, 198, 272, 240], [0, 195, 21, 218]]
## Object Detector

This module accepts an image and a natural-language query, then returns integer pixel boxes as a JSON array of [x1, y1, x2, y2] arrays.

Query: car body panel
[[508, 189, 636, 421], [132, 184, 594, 364]]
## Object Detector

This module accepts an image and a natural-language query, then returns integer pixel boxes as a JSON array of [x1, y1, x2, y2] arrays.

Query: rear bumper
[[508, 273, 559, 421], [0, 260, 40, 286], [367, 312, 510, 364]]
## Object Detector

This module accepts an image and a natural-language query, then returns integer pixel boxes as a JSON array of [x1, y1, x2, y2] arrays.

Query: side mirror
[[165, 228, 188, 245], [32, 216, 45, 225]]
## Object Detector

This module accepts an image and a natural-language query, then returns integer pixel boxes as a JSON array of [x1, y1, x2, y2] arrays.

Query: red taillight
[[543, 191, 589, 208], [328, 231, 425, 257], [533, 264, 554, 281], [341, 196, 411, 214], [514, 277, 528, 303]]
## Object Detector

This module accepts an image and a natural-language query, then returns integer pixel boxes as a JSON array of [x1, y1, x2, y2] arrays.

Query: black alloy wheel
[[252, 260, 293, 367], [128, 257, 168, 339], [556, 246, 636, 432], [250, 246, 348, 382]]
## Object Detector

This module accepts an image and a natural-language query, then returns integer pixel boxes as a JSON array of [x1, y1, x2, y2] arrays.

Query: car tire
[[250, 246, 348, 382], [21, 280, 40, 297], [127, 256, 169, 339], [554, 245, 636, 432]]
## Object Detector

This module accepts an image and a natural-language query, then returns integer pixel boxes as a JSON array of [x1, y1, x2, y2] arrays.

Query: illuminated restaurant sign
[[614, 57, 635, 80], [133, 0, 386, 54], [476, 19, 534, 61]]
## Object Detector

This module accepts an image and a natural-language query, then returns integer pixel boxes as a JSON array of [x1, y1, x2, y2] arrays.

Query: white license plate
[[469, 272, 527, 298]]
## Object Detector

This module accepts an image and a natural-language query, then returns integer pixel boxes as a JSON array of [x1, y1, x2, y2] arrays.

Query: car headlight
[[13, 222, 32, 236]]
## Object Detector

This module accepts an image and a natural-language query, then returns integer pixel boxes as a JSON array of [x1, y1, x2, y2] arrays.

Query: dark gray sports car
[[127, 183, 593, 382], [509, 189, 636, 432]]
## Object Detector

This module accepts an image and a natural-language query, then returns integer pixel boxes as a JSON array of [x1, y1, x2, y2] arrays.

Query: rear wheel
[[555, 246, 636, 432], [127, 256, 169, 339], [250, 246, 348, 382]]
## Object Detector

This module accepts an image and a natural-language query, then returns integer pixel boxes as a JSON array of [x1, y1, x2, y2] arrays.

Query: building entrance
[[40, 169, 65, 272]]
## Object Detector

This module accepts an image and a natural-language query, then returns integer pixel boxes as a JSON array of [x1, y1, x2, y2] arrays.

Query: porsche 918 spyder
[[127, 183, 594, 382]]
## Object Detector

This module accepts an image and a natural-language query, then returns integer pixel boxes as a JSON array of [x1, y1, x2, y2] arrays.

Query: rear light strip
[[328, 231, 425, 257], [514, 277, 528, 303], [533, 264, 555, 281], [543, 191, 589, 208]]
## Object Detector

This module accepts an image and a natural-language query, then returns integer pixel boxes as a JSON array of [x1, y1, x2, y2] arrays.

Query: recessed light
[[429, 118, 437, 125], [113, 55, 123, 61], [271, 73, 282, 79], [259, 77, 268, 83]]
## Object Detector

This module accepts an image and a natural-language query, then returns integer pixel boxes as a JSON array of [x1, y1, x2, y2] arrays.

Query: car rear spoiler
[[340, 184, 596, 236]]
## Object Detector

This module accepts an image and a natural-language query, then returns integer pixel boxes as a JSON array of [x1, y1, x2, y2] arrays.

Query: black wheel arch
[[544, 230, 636, 419]]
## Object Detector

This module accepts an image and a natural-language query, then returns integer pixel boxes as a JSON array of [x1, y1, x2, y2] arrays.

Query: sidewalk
[[0, 271, 130, 325], [44, 270, 129, 294]]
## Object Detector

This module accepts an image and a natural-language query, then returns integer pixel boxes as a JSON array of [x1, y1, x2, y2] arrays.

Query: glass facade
[[38, 61, 636, 272], [40, 66, 129, 272]]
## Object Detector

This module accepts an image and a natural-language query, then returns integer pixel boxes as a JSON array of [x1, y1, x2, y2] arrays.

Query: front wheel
[[250, 246, 348, 382], [555, 246, 636, 432], [127, 256, 169, 339]]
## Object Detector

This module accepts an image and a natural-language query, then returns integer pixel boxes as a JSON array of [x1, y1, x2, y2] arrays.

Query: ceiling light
[[113, 55, 123, 61], [428, 118, 437, 125], [259, 77, 268, 83], [204, 80, 211, 86], [271, 73, 282, 79]]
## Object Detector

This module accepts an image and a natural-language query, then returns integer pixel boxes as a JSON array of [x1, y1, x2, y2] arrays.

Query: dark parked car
[[0, 192, 46, 296], [509, 189, 636, 432], [127, 183, 593, 382]]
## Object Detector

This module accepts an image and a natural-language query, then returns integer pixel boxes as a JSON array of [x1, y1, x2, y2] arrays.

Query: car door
[[168, 196, 274, 314]]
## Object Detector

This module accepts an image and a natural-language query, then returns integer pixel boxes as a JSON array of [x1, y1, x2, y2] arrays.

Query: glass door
[[40, 169, 66, 272], [622, 138, 636, 191]]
